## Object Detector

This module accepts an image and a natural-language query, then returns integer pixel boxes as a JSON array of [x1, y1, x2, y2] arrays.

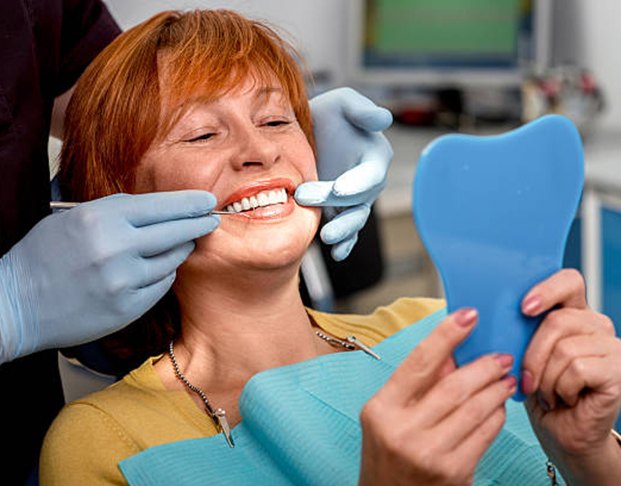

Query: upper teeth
[[225, 188, 288, 213]]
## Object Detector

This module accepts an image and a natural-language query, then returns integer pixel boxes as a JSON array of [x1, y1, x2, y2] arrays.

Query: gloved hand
[[0, 191, 219, 364], [295, 87, 393, 261]]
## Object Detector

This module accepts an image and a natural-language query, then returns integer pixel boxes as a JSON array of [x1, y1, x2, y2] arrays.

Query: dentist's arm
[[0, 191, 219, 364], [295, 88, 393, 261]]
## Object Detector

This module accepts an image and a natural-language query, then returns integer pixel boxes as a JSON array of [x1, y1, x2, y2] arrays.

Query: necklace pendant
[[346, 336, 381, 360], [214, 408, 235, 448], [546, 460, 558, 486]]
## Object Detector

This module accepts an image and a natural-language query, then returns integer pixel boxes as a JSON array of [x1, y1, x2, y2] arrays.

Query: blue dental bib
[[413, 115, 584, 400], [120, 310, 563, 485]]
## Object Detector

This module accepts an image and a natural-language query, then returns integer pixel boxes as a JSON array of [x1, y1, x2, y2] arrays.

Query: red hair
[[60, 9, 314, 201], [59, 10, 314, 373]]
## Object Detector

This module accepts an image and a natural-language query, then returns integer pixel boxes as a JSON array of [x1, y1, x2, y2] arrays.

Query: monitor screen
[[348, 0, 550, 88]]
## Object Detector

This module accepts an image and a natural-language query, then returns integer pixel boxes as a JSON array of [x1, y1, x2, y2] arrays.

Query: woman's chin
[[187, 228, 314, 275], [242, 244, 305, 270]]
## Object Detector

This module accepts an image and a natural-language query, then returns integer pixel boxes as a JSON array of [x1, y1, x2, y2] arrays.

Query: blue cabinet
[[565, 206, 621, 337], [602, 205, 621, 334], [563, 216, 582, 271]]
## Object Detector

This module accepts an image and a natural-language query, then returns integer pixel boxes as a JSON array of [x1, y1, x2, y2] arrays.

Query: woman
[[41, 9, 621, 485]]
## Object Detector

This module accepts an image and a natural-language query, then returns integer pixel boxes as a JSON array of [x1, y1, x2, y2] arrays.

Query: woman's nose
[[229, 126, 280, 170]]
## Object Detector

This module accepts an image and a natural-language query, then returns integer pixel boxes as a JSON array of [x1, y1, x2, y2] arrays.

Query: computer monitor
[[347, 0, 552, 89]]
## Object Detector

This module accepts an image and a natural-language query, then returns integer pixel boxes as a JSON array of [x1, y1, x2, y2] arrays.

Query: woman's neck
[[166, 265, 327, 392]]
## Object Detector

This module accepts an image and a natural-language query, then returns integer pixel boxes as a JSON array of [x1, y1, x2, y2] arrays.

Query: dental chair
[[57, 351, 116, 403]]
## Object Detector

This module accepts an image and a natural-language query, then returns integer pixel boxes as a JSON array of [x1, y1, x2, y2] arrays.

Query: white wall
[[577, 1, 621, 129], [103, 0, 621, 129], [553, 0, 621, 129], [102, 0, 348, 84]]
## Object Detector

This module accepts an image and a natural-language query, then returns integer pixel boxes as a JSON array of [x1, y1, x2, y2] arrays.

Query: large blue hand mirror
[[413, 115, 584, 400]]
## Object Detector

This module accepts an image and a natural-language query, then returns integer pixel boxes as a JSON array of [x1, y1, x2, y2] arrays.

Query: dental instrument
[[50, 201, 240, 216]]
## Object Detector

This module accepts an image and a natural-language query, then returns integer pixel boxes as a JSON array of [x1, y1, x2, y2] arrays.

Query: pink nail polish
[[456, 308, 477, 327], [495, 353, 514, 369], [521, 369, 535, 395], [503, 375, 517, 389], [522, 295, 541, 315]]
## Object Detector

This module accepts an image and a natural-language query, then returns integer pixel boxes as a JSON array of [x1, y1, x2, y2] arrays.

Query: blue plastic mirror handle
[[413, 115, 584, 400]]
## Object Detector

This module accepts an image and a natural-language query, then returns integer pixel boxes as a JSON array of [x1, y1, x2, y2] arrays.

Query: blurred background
[[95, 0, 621, 332]]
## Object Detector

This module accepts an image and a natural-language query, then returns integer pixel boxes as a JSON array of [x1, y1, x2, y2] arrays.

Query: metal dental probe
[[49, 201, 241, 216]]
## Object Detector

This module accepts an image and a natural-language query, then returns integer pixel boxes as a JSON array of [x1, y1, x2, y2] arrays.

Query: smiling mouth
[[223, 187, 289, 214]]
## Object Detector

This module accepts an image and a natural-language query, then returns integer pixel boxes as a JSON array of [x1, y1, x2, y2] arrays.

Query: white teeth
[[225, 188, 288, 213], [268, 190, 285, 205], [257, 192, 269, 206]]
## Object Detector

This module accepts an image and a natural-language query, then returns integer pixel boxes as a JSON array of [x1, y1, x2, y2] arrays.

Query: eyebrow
[[256, 86, 282, 95]]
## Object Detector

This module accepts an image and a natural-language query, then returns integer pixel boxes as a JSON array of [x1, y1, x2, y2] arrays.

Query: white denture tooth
[[233, 202, 242, 213], [257, 192, 269, 206], [226, 205, 234, 213], [267, 190, 280, 204], [249, 196, 259, 208], [241, 197, 251, 210], [278, 188, 287, 203]]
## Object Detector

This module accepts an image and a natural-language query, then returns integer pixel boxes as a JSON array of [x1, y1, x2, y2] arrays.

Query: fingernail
[[455, 308, 478, 327], [521, 369, 535, 395], [522, 295, 541, 315], [502, 375, 517, 390], [495, 353, 514, 370]]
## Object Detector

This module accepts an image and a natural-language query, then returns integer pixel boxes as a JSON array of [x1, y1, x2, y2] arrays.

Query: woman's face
[[134, 75, 320, 274]]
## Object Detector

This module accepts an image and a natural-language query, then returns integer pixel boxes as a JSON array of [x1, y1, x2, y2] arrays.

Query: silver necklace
[[167, 331, 379, 449], [168, 341, 235, 448], [315, 331, 381, 360]]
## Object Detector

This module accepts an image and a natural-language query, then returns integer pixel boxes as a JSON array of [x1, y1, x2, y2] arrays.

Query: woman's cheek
[[306, 206, 322, 233], [304, 152, 318, 182]]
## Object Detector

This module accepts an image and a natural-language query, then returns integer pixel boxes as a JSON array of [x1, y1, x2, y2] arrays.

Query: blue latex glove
[[295, 87, 393, 261], [0, 191, 219, 364]]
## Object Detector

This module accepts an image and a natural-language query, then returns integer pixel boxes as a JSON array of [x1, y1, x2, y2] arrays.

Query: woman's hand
[[359, 309, 516, 486], [521, 269, 621, 484]]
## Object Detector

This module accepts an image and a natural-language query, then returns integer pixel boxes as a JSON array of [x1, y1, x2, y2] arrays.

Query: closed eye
[[264, 120, 292, 127], [184, 132, 215, 143]]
